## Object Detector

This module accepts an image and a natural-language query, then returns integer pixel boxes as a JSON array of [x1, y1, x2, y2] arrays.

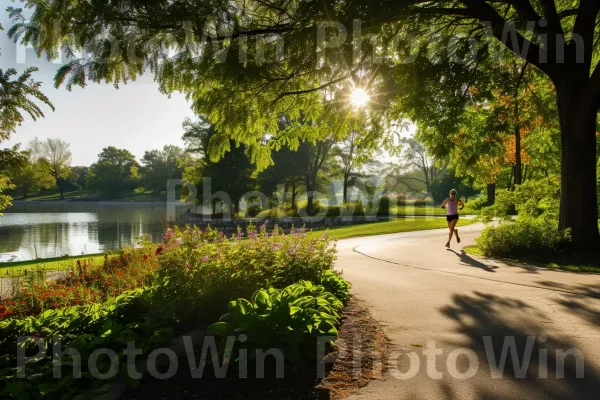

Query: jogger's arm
[[441, 198, 449, 209]]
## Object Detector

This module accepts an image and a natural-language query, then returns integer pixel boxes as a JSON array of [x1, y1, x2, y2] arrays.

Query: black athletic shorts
[[446, 214, 459, 222]]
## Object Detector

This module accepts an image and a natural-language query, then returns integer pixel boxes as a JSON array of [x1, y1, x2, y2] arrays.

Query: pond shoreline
[[10, 200, 175, 206]]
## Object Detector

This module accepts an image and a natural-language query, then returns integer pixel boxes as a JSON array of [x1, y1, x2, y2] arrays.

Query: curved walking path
[[337, 223, 600, 400]]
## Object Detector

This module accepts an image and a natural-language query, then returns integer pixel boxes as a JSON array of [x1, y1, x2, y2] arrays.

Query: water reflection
[[0, 203, 181, 262]]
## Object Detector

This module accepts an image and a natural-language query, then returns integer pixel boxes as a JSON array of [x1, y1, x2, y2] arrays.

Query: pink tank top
[[446, 198, 458, 215]]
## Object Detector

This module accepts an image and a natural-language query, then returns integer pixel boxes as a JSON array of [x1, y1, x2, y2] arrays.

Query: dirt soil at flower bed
[[124, 296, 389, 400]]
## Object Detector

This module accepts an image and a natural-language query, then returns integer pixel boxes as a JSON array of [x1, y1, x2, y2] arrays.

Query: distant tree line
[[4, 119, 482, 212], [5, 138, 186, 200]]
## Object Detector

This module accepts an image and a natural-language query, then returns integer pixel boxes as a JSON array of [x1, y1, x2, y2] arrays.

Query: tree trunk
[[57, 180, 65, 200], [291, 177, 297, 211], [556, 83, 600, 250], [306, 179, 315, 215], [284, 181, 291, 203], [514, 125, 522, 186], [343, 172, 349, 204], [487, 183, 496, 206]]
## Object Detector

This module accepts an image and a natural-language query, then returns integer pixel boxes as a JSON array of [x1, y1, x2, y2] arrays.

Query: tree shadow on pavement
[[535, 281, 600, 299], [535, 281, 600, 329], [438, 291, 600, 399], [447, 249, 499, 273]]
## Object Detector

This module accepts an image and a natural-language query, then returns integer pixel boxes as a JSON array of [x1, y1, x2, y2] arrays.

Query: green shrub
[[476, 216, 570, 257], [246, 204, 262, 217], [156, 225, 337, 319], [0, 288, 174, 399], [340, 201, 365, 216], [377, 196, 391, 216], [475, 178, 569, 257], [326, 206, 341, 217], [464, 196, 488, 211], [413, 199, 429, 207], [480, 177, 560, 222], [207, 278, 348, 365], [320, 270, 351, 303], [256, 207, 288, 218]]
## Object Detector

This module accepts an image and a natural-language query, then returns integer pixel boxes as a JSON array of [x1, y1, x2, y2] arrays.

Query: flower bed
[[0, 249, 160, 320], [0, 223, 343, 399]]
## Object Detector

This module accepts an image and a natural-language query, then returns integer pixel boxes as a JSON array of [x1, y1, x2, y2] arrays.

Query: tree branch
[[571, 0, 600, 68], [538, 0, 564, 36], [459, 0, 552, 76], [583, 62, 600, 111]]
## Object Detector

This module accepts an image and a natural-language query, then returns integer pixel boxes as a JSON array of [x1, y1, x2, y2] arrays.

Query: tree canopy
[[182, 117, 255, 215], [0, 22, 54, 213], [86, 146, 140, 196], [29, 137, 72, 199], [141, 145, 185, 193], [7, 0, 600, 247]]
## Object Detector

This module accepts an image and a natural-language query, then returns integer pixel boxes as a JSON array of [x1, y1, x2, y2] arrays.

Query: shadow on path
[[437, 291, 600, 399], [447, 249, 499, 273]]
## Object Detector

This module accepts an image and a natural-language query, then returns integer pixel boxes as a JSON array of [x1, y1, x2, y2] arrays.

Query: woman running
[[441, 189, 464, 248]]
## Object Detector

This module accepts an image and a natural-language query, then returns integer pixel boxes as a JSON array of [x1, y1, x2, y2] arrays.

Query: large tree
[[10, 0, 600, 248], [29, 137, 72, 199], [397, 137, 448, 196], [140, 145, 185, 193], [9, 149, 56, 198], [182, 117, 255, 216], [86, 147, 140, 196], [257, 145, 306, 211], [0, 146, 28, 211], [331, 131, 384, 204]]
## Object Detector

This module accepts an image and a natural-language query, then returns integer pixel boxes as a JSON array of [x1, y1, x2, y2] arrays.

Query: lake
[[0, 203, 187, 262]]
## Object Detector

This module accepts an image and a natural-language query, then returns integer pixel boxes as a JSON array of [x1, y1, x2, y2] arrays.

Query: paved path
[[337, 223, 600, 400]]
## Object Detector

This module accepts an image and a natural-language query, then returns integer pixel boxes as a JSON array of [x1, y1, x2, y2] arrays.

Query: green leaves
[[0, 67, 54, 140], [207, 322, 232, 336], [207, 273, 350, 366], [0, 287, 173, 399]]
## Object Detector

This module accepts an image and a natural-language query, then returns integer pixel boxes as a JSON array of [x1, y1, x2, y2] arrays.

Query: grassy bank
[[464, 245, 600, 273], [0, 254, 105, 277], [12, 189, 166, 203], [1, 218, 473, 275], [311, 217, 476, 240]]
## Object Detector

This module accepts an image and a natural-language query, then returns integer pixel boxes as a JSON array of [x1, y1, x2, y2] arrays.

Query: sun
[[350, 87, 370, 108]]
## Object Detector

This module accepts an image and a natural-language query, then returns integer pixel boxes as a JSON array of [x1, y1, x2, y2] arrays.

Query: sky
[[0, 2, 412, 168], [0, 2, 196, 166]]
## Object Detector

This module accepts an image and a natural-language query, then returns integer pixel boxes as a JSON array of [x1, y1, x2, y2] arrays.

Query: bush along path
[[0, 224, 358, 399]]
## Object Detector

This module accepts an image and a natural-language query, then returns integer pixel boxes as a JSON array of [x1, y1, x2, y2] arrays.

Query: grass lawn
[[14, 189, 94, 201], [463, 245, 600, 273], [310, 217, 476, 240], [13, 189, 166, 203], [392, 206, 446, 216], [392, 205, 480, 216], [0, 254, 105, 277]]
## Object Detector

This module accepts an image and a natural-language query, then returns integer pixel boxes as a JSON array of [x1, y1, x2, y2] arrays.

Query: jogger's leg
[[452, 220, 460, 242], [447, 221, 453, 245]]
